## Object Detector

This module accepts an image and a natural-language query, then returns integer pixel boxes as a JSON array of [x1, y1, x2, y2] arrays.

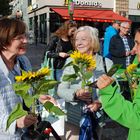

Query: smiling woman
[[0, 17, 34, 139], [58, 26, 113, 140], [0, 17, 56, 140]]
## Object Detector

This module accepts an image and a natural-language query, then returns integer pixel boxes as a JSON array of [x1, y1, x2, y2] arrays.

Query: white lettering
[[75, 0, 102, 7]]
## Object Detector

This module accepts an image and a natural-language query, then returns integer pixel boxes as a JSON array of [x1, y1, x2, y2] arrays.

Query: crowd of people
[[0, 16, 139, 140]]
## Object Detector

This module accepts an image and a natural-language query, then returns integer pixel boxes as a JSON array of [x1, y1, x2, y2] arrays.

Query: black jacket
[[109, 34, 135, 68], [46, 36, 73, 69]]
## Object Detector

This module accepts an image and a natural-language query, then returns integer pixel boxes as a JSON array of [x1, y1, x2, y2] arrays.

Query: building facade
[[10, 0, 139, 44]]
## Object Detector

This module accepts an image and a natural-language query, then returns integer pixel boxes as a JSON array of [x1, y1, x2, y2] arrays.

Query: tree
[[0, 0, 11, 16]]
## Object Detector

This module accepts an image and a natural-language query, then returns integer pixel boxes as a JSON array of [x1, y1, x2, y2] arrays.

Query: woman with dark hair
[[45, 20, 77, 81], [0, 17, 55, 140], [96, 28, 140, 140]]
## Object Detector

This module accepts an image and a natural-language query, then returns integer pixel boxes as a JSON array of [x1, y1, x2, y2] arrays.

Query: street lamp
[[32, 3, 38, 46]]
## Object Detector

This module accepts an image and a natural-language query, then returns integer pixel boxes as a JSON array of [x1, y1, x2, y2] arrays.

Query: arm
[[97, 75, 140, 129], [46, 36, 60, 58]]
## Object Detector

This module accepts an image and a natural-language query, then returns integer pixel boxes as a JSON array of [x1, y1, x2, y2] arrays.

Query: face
[[75, 30, 92, 54], [6, 33, 28, 56], [68, 27, 77, 37], [114, 23, 120, 30], [134, 32, 140, 62], [120, 23, 131, 36]]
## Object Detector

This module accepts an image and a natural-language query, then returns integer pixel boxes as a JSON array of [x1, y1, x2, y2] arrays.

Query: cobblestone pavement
[[26, 43, 128, 140]]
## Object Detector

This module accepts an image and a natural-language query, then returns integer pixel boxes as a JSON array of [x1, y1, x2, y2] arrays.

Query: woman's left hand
[[39, 95, 57, 105], [87, 100, 101, 112]]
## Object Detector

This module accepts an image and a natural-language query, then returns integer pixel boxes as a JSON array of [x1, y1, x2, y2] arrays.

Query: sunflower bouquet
[[116, 64, 140, 100], [124, 64, 140, 100], [7, 67, 65, 129], [62, 51, 96, 88]]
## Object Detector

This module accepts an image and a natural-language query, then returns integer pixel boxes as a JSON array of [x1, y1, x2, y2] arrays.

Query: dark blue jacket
[[109, 34, 135, 68]]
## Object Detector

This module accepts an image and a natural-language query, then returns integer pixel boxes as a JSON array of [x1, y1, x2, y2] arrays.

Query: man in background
[[109, 22, 135, 101], [103, 20, 120, 59], [109, 22, 135, 69]]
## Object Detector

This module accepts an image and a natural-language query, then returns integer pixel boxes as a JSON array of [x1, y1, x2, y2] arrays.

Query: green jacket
[[99, 83, 140, 140]]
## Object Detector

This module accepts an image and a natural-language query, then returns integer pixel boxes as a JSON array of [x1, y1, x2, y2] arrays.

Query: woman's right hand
[[97, 74, 114, 89], [16, 114, 38, 128], [59, 52, 69, 58], [75, 88, 92, 103]]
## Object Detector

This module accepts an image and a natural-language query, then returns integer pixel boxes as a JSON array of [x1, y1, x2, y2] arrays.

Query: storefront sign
[[75, 0, 102, 7], [64, 0, 113, 9]]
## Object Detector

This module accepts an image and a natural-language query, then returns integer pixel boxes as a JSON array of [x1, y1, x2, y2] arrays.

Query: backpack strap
[[103, 57, 107, 73]]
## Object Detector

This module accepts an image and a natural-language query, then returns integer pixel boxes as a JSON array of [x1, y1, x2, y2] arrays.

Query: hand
[[97, 74, 114, 89], [87, 100, 101, 112], [16, 114, 37, 128], [130, 48, 136, 55], [39, 95, 57, 105], [126, 51, 130, 56], [59, 52, 69, 58], [75, 88, 92, 103]]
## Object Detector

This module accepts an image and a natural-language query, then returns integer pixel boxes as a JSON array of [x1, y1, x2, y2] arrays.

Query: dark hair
[[0, 17, 27, 51], [54, 20, 77, 38], [135, 28, 140, 34]]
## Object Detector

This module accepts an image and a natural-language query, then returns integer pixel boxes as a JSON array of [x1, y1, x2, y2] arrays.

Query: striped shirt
[[121, 36, 131, 67]]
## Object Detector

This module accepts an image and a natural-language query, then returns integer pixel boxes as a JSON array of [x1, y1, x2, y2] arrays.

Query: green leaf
[[6, 104, 28, 130], [83, 71, 93, 80], [43, 101, 65, 116], [36, 79, 58, 94], [13, 83, 34, 108], [73, 65, 80, 73], [50, 106, 65, 116], [43, 101, 54, 111], [62, 61, 73, 69], [21, 93, 34, 108], [62, 74, 77, 81], [13, 82, 31, 92]]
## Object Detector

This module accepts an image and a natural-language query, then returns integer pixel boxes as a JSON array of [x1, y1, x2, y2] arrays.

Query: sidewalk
[[26, 43, 46, 70]]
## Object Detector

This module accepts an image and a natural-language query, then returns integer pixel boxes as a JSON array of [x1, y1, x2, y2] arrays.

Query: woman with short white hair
[[58, 26, 113, 140]]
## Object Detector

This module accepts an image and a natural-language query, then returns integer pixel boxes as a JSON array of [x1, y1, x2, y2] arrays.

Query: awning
[[51, 8, 131, 22]]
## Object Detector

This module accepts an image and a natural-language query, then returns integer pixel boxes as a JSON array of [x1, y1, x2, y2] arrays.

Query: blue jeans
[[55, 69, 63, 81]]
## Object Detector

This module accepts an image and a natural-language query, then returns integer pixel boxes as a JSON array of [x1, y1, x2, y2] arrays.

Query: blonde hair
[[74, 26, 100, 53]]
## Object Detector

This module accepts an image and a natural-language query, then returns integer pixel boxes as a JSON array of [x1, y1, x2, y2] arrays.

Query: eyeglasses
[[13, 33, 28, 41], [121, 26, 130, 30]]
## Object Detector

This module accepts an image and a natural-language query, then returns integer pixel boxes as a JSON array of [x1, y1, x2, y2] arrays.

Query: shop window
[[28, 0, 32, 6]]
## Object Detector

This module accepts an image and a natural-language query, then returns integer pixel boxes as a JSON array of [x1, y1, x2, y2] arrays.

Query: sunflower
[[126, 64, 137, 74], [15, 67, 50, 82], [70, 51, 96, 70]]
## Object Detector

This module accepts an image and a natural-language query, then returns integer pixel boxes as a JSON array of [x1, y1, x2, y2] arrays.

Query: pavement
[[26, 43, 128, 140], [26, 43, 46, 71]]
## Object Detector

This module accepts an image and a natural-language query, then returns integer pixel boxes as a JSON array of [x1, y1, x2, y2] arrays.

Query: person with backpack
[[45, 20, 77, 81]]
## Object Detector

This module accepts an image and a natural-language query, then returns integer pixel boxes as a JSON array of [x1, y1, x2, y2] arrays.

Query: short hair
[[135, 28, 140, 34], [0, 17, 27, 51], [120, 22, 130, 27], [54, 20, 77, 37], [113, 20, 121, 25], [74, 26, 100, 53]]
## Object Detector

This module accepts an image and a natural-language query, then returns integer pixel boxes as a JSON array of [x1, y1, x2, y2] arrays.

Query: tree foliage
[[0, 0, 11, 16]]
